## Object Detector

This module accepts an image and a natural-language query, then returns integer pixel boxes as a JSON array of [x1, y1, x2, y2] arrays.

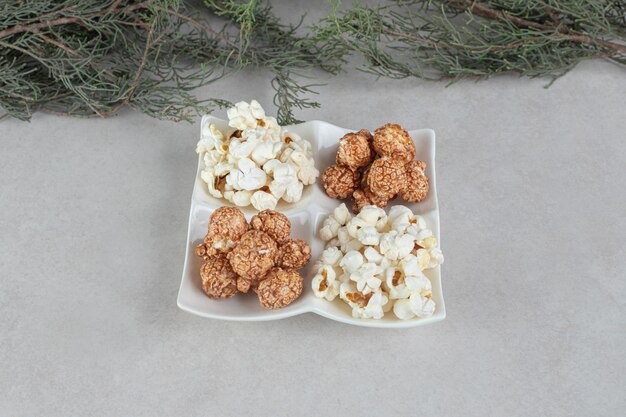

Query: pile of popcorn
[[321, 124, 429, 213], [196, 100, 318, 211], [312, 203, 443, 320], [195, 207, 311, 309]]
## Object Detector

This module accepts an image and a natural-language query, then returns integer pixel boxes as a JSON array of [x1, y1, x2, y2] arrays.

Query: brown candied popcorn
[[228, 230, 277, 284], [204, 206, 248, 256], [195, 243, 212, 260], [250, 209, 291, 244], [352, 187, 389, 213], [200, 255, 238, 299], [322, 165, 361, 199], [373, 123, 416, 163], [366, 157, 406, 200], [399, 160, 430, 203], [257, 268, 303, 309], [276, 239, 311, 269], [336, 130, 374, 170]]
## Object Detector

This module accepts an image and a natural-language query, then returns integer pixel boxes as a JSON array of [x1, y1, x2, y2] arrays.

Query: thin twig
[[0, 0, 155, 39]]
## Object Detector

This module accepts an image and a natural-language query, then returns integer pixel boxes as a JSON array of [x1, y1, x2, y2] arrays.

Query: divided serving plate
[[177, 116, 445, 328]]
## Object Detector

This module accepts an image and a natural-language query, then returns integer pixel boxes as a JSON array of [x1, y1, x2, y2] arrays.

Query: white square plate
[[177, 117, 445, 328]]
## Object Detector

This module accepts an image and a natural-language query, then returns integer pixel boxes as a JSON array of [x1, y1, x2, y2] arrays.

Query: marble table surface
[[1, 48, 624, 416]]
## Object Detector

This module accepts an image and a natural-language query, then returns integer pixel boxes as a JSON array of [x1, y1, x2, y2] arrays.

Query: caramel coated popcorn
[[373, 123, 416, 163], [352, 187, 389, 213], [257, 268, 304, 309], [277, 239, 311, 269], [367, 157, 406, 200], [194, 206, 310, 309], [204, 207, 249, 256], [228, 230, 277, 282], [200, 255, 238, 299], [250, 209, 291, 244], [399, 160, 429, 203], [321, 123, 429, 211], [336, 130, 373, 170], [322, 165, 361, 199]]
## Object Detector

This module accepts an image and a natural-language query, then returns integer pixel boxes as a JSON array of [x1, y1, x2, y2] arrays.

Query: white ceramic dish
[[177, 116, 445, 328]]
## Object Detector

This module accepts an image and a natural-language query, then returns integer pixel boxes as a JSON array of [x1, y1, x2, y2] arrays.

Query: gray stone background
[[1, 2, 625, 416]]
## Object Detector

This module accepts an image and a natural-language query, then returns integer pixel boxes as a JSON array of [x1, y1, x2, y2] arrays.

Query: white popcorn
[[320, 247, 342, 266], [239, 169, 267, 190], [415, 249, 431, 270], [203, 150, 223, 168], [228, 138, 257, 160], [312, 204, 442, 321], [409, 293, 436, 318], [297, 164, 319, 185], [225, 169, 242, 190], [357, 225, 380, 246], [346, 217, 368, 239], [379, 232, 403, 261], [333, 203, 352, 226], [399, 254, 421, 277], [250, 190, 277, 211], [288, 150, 310, 167], [357, 205, 386, 227], [197, 122, 222, 153], [312, 265, 341, 301], [231, 190, 253, 207], [393, 298, 416, 320], [282, 181, 303, 203], [363, 246, 384, 264], [283, 131, 311, 153], [337, 227, 350, 245], [278, 147, 295, 164], [387, 205, 413, 224], [196, 100, 317, 207], [268, 161, 299, 199], [214, 162, 234, 178], [227, 100, 266, 131], [340, 284, 388, 319], [251, 141, 281, 166], [339, 250, 364, 274], [406, 273, 432, 296], [200, 170, 222, 198], [344, 238, 364, 253], [326, 238, 340, 248], [427, 248, 444, 269], [385, 268, 410, 300], [412, 228, 434, 243], [420, 235, 438, 250], [262, 159, 281, 176], [350, 262, 383, 294], [319, 216, 342, 241], [214, 136, 229, 155], [236, 158, 267, 190]]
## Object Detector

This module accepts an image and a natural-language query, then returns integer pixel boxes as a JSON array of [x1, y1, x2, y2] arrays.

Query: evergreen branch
[[0, 0, 624, 124]]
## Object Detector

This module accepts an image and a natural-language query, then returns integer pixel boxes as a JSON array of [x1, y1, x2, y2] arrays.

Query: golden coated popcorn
[[336, 130, 374, 170], [366, 157, 406, 200], [276, 239, 311, 269], [250, 209, 291, 244], [257, 268, 303, 309], [200, 255, 238, 299], [194, 242, 210, 260], [399, 160, 429, 203], [204, 207, 249, 256], [322, 165, 361, 199], [373, 123, 416, 163], [228, 230, 278, 283], [352, 187, 389, 213]]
